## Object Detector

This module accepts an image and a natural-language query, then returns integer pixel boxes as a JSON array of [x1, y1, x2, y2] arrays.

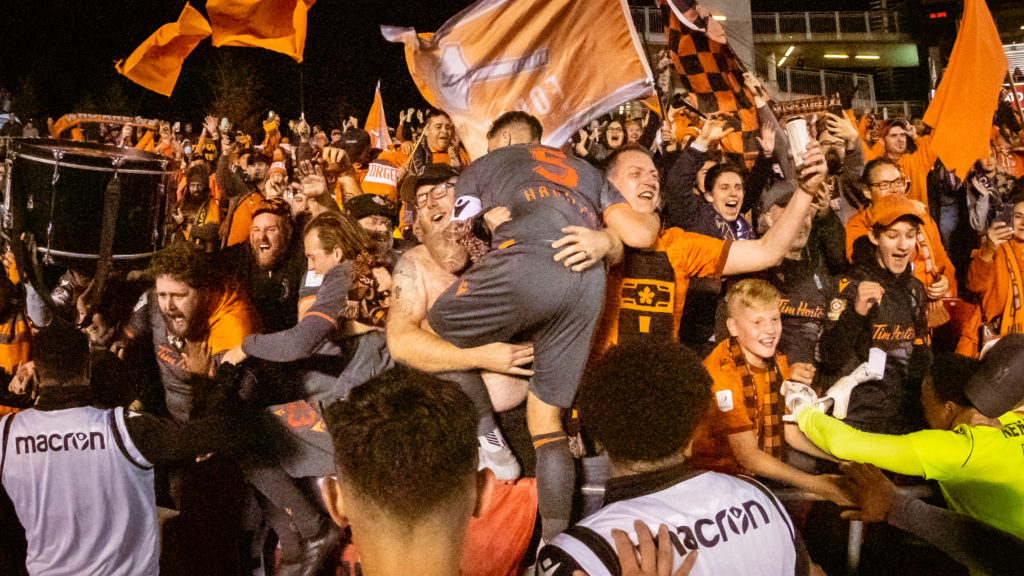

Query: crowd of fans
[[1, 70, 1024, 576]]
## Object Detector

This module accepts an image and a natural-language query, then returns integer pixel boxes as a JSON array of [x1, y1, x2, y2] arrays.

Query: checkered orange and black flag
[[661, 0, 761, 168]]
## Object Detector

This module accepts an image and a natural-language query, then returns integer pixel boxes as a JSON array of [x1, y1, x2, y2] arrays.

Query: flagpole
[[299, 64, 306, 119]]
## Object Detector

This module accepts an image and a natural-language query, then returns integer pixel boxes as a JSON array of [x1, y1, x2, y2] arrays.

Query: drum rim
[[11, 152, 177, 175], [8, 137, 176, 173], [32, 247, 158, 260]]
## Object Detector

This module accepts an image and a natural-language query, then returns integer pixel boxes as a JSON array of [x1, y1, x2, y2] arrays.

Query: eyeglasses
[[869, 177, 908, 193], [415, 182, 455, 208], [606, 126, 624, 133]]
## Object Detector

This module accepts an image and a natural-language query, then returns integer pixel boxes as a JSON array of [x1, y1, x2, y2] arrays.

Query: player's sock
[[533, 432, 574, 540]]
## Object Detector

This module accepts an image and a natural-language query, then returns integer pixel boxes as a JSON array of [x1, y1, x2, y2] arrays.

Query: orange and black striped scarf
[[728, 337, 786, 459], [1000, 241, 1024, 335]]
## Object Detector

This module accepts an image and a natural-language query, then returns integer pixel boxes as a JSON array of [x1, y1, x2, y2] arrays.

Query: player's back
[[455, 143, 615, 245], [538, 470, 799, 575]]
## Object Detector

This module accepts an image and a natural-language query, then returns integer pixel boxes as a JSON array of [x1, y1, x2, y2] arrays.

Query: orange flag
[[115, 4, 212, 97], [207, 0, 316, 63], [922, 0, 1007, 176], [382, 0, 653, 159], [365, 81, 394, 150]]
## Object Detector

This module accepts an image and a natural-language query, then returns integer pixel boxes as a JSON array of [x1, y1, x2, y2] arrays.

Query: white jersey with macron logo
[[1, 405, 157, 576]]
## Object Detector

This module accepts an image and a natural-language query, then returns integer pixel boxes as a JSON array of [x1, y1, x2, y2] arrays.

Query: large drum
[[3, 138, 174, 265]]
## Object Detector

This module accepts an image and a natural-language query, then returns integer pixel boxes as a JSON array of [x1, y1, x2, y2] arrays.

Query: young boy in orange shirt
[[690, 279, 850, 505]]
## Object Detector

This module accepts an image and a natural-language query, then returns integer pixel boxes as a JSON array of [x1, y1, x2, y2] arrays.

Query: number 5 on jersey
[[531, 148, 578, 188]]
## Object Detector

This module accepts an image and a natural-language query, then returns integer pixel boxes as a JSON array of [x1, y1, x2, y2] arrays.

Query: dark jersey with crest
[[450, 143, 627, 247]]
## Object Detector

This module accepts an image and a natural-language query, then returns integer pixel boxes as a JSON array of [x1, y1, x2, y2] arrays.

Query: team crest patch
[[827, 298, 846, 321], [716, 390, 734, 412], [620, 279, 674, 312]]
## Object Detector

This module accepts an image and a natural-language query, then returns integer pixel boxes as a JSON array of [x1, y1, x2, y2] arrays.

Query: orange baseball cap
[[867, 194, 926, 228]]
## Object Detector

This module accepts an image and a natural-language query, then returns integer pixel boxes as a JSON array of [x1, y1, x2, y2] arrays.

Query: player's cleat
[[826, 361, 883, 420], [479, 445, 522, 481], [479, 429, 521, 480], [781, 380, 832, 421]]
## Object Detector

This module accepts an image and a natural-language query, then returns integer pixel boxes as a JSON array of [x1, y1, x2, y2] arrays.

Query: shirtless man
[[388, 165, 528, 479]]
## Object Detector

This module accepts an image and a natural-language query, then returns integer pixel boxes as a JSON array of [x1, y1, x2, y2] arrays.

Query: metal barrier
[[875, 100, 927, 119], [752, 11, 905, 41], [630, 7, 666, 44], [751, 61, 877, 110]]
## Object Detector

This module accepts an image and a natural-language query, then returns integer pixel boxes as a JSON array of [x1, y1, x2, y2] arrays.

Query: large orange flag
[[382, 0, 653, 159], [365, 81, 394, 150], [922, 0, 1007, 176], [207, 0, 316, 63], [115, 4, 212, 97]]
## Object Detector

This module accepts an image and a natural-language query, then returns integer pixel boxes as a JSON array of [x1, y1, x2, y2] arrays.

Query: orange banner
[[382, 0, 653, 159], [207, 0, 316, 63], [365, 81, 394, 150], [115, 4, 212, 97], [922, 0, 1008, 176]]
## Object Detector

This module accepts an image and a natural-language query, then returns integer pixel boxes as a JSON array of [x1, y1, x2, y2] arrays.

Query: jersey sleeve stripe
[[715, 240, 734, 277], [735, 474, 795, 541], [564, 525, 622, 576], [110, 408, 154, 470], [0, 413, 14, 480], [300, 311, 337, 324]]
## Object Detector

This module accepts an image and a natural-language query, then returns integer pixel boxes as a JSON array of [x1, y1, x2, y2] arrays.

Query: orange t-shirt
[[689, 340, 790, 475], [865, 135, 938, 206], [207, 285, 256, 355], [226, 192, 263, 248], [592, 228, 729, 356]]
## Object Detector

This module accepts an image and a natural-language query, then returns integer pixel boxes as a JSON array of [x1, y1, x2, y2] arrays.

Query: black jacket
[[820, 256, 931, 435]]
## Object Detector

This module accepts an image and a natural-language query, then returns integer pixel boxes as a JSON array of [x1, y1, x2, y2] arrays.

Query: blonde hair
[[725, 279, 780, 318]]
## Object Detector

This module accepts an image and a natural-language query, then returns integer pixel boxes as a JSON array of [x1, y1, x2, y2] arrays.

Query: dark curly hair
[[323, 365, 478, 524], [579, 341, 713, 464], [147, 240, 217, 289]]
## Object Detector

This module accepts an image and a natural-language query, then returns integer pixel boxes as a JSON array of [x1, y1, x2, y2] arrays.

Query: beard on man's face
[[369, 229, 393, 254]]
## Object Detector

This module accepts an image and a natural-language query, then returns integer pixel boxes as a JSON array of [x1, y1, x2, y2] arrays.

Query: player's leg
[[524, 267, 605, 541], [442, 371, 521, 480], [527, 391, 575, 541]]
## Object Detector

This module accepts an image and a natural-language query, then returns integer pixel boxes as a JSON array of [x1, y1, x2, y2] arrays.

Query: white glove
[[781, 380, 831, 421], [826, 361, 883, 420]]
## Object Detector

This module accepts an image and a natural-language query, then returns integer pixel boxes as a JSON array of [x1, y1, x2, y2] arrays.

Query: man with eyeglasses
[[425, 111, 659, 541], [845, 157, 957, 310], [388, 165, 527, 482], [868, 119, 938, 207]]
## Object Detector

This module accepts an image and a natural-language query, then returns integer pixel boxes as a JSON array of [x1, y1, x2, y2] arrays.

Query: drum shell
[[5, 138, 172, 264]]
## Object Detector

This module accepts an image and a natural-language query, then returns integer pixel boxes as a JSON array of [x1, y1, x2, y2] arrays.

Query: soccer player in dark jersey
[[427, 112, 660, 540]]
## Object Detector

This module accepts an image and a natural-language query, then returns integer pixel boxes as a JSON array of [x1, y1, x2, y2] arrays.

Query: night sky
[[0, 0, 477, 131]]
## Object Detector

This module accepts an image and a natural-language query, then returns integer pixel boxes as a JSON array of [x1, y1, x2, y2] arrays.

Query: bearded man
[[218, 198, 306, 333]]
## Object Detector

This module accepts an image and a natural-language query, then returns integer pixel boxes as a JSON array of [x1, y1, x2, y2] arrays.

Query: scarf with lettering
[[1000, 241, 1024, 335], [728, 336, 786, 459], [916, 229, 950, 328]]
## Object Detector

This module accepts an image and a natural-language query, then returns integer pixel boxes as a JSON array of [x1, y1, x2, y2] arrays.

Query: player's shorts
[[427, 242, 605, 409]]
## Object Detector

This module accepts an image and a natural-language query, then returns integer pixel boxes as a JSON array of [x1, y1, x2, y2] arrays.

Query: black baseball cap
[[398, 165, 459, 205], [346, 193, 398, 222]]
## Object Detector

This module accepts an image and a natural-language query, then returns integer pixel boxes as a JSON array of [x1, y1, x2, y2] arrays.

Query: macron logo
[[452, 196, 481, 222]]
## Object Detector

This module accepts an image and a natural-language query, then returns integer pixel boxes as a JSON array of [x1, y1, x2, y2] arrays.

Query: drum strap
[[85, 174, 122, 324]]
